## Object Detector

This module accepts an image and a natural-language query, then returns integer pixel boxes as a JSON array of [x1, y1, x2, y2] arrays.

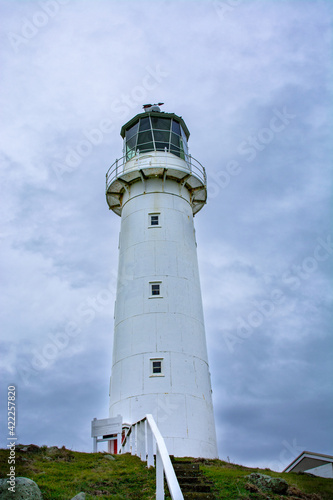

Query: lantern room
[[121, 111, 190, 161]]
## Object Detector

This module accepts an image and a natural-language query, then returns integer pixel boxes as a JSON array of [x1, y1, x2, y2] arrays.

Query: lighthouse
[[106, 104, 218, 458]]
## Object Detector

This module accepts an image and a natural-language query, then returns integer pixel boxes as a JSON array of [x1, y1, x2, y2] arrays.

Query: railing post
[[137, 421, 145, 460], [156, 448, 164, 500], [126, 430, 130, 454], [135, 424, 139, 455], [116, 158, 118, 177], [136, 421, 140, 457], [132, 428, 135, 454], [117, 431, 121, 455], [125, 435, 129, 453], [131, 424, 137, 455], [147, 422, 154, 467]]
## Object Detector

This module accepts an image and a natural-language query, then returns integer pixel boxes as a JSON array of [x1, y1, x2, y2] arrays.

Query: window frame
[[149, 281, 162, 298], [148, 212, 161, 228], [150, 358, 164, 377]]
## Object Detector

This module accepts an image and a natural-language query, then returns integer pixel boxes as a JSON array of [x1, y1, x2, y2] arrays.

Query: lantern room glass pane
[[155, 142, 169, 151], [153, 130, 170, 142], [138, 130, 152, 144], [170, 148, 180, 157], [180, 126, 188, 159], [126, 121, 139, 140], [171, 132, 180, 147], [126, 135, 137, 150], [179, 138, 186, 159], [137, 130, 153, 153], [139, 117, 151, 131], [172, 120, 181, 135], [126, 146, 136, 160], [139, 142, 154, 153], [170, 132, 180, 157], [151, 117, 171, 130]]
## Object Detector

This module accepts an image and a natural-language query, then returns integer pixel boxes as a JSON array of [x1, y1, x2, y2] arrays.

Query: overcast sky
[[0, 0, 332, 472]]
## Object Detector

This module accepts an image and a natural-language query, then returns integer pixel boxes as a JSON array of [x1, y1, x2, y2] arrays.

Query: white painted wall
[[109, 156, 218, 458], [305, 463, 333, 478]]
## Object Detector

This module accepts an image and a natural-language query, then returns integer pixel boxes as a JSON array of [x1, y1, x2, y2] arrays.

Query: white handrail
[[120, 414, 184, 500]]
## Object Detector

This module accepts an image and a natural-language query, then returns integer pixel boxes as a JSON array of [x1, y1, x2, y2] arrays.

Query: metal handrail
[[120, 414, 184, 500], [106, 151, 206, 193]]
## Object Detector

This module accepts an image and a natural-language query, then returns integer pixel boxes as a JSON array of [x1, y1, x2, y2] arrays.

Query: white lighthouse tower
[[106, 104, 218, 458]]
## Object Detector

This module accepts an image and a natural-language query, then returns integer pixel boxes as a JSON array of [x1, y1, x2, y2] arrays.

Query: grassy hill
[[0, 445, 332, 499]]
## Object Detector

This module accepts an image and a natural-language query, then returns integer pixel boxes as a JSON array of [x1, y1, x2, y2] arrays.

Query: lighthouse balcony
[[106, 150, 207, 216]]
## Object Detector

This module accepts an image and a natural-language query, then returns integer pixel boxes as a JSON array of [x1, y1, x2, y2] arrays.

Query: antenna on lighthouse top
[[143, 102, 164, 112]]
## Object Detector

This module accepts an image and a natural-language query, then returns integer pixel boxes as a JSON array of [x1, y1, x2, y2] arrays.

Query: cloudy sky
[[0, 0, 332, 471]]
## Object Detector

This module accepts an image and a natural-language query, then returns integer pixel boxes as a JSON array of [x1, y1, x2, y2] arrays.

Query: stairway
[[171, 459, 216, 499]]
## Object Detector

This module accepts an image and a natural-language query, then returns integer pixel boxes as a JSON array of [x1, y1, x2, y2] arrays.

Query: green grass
[[199, 459, 333, 499], [0, 446, 332, 499], [0, 446, 156, 499]]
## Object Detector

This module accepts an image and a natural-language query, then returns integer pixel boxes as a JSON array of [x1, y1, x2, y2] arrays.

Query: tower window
[[150, 358, 164, 377], [151, 283, 160, 295], [152, 360, 162, 373], [149, 213, 160, 227], [149, 281, 163, 299]]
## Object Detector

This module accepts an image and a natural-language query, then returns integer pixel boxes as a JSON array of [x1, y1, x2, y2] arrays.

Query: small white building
[[283, 451, 333, 478], [105, 105, 218, 458]]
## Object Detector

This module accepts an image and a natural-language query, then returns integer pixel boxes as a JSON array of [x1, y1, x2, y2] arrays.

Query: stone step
[[171, 459, 214, 498], [174, 470, 201, 477], [173, 463, 200, 472], [177, 475, 201, 483], [177, 477, 212, 485], [183, 493, 216, 500], [180, 483, 212, 493], [170, 457, 190, 462]]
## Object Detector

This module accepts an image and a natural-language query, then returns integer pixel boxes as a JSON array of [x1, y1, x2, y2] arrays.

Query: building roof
[[283, 451, 333, 473]]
